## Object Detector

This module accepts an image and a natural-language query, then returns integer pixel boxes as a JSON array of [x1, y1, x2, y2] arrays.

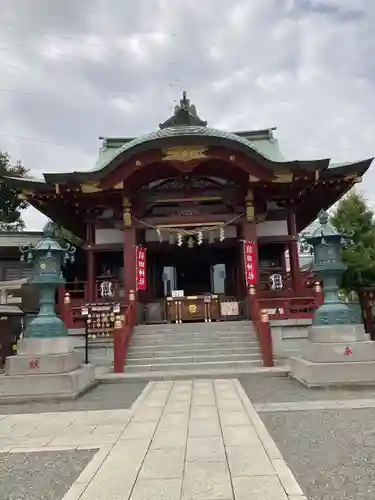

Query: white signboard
[[172, 290, 184, 298], [220, 301, 239, 316]]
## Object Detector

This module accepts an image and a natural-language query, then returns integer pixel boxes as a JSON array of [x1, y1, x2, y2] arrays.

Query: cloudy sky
[[0, 0, 374, 230]]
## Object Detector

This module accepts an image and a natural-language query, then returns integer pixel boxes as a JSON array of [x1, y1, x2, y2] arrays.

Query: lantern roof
[[305, 210, 343, 245]]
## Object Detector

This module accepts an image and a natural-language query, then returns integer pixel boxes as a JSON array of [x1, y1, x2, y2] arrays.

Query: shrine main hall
[[5, 92, 372, 326]]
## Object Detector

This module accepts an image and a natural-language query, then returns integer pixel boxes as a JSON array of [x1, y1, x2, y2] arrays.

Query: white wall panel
[[256, 220, 288, 237], [95, 228, 123, 244]]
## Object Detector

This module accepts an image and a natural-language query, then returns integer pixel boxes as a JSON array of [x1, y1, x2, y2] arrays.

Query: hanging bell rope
[[131, 213, 245, 236]]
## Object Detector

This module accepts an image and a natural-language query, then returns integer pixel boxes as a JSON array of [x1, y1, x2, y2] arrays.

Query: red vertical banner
[[136, 246, 147, 291], [243, 241, 257, 286]]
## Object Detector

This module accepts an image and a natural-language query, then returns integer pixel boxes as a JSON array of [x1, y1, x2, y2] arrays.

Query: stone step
[[137, 320, 253, 330], [127, 345, 261, 358], [130, 340, 258, 349], [125, 320, 261, 374], [132, 332, 256, 341], [135, 324, 255, 330], [133, 328, 256, 336], [132, 332, 257, 343], [126, 352, 261, 366], [127, 340, 259, 353], [134, 327, 256, 335], [125, 359, 263, 373], [98, 365, 290, 383]]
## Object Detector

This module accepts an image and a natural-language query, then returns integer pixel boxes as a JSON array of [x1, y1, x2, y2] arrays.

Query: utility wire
[[0, 20, 151, 48], [0, 132, 77, 148]]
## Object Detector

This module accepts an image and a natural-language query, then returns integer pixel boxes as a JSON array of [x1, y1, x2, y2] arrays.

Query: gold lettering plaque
[[122, 198, 132, 227], [272, 171, 293, 183], [249, 174, 260, 182], [246, 189, 254, 221], [17, 190, 33, 200], [81, 182, 102, 193], [163, 146, 207, 162]]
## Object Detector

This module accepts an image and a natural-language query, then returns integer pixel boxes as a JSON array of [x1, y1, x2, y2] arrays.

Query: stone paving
[[239, 375, 375, 500], [0, 379, 305, 500]]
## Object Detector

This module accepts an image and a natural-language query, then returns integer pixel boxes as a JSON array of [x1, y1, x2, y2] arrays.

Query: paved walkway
[[0, 379, 306, 500]]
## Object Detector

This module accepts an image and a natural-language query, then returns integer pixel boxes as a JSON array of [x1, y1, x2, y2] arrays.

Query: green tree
[[330, 190, 375, 290], [0, 151, 28, 231]]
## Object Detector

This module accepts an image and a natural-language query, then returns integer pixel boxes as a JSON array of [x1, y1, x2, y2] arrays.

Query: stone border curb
[[129, 381, 155, 414], [5, 445, 80, 453], [255, 397, 375, 412], [61, 446, 112, 500], [233, 379, 306, 499], [96, 366, 290, 383]]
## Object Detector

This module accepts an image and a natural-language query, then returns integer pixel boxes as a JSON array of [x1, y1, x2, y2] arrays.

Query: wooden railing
[[247, 282, 323, 366], [256, 282, 323, 320], [114, 291, 136, 374], [60, 288, 136, 373]]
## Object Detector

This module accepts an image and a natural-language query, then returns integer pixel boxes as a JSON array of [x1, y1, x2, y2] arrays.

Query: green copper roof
[[90, 92, 285, 171], [3, 91, 373, 187], [92, 125, 283, 173]]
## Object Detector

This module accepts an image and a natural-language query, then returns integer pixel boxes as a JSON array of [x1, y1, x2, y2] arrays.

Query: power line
[[0, 22, 118, 49], [0, 41, 113, 66], [0, 132, 74, 148], [0, 19, 181, 50], [0, 28, 182, 64], [0, 23, 187, 99]]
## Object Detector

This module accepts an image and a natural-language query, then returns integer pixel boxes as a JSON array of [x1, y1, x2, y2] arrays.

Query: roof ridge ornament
[[159, 90, 207, 129]]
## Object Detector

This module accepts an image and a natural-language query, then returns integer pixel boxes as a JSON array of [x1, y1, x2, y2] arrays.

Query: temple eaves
[[159, 90, 208, 129]]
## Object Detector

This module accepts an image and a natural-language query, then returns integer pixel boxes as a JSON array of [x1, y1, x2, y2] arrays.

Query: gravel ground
[[260, 408, 375, 500], [0, 449, 96, 500], [0, 381, 147, 415], [239, 375, 375, 404]]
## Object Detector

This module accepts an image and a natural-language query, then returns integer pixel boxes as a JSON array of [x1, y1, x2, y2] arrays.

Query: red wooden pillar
[[123, 227, 137, 306], [86, 221, 95, 302], [287, 208, 301, 292], [61, 292, 74, 328], [242, 219, 260, 292], [259, 309, 274, 367], [87, 250, 95, 301]]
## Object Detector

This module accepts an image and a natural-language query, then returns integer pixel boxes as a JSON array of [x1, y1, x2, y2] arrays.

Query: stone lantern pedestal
[[1, 337, 96, 402], [290, 211, 375, 387], [290, 325, 375, 387], [0, 223, 95, 402]]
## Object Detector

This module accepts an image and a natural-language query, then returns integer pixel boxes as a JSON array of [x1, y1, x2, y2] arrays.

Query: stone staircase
[[124, 320, 264, 376]]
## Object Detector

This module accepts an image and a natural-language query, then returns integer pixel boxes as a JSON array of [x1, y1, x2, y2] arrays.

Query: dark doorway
[[176, 260, 211, 295], [148, 242, 240, 299]]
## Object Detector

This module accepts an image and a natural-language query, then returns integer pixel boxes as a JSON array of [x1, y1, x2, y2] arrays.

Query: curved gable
[[92, 126, 276, 176]]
